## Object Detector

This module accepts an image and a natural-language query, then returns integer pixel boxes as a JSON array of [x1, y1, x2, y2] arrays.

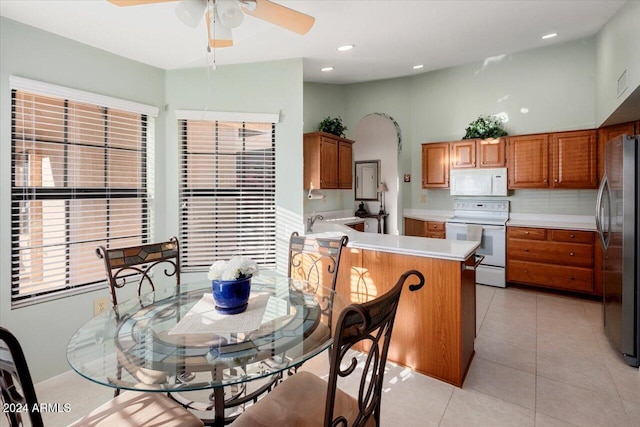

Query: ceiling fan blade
[[108, 0, 177, 6], [206, 7, 234, 48], [241, 0, 315, 35]]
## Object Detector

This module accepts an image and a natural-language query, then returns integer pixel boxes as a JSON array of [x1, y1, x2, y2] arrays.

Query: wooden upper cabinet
[[337, 141, 353, 189], [450, 138, 506, 169], [304, 132, 355, 190], [319, 137, 338, 188], [422, 142, 449, 188], [550, 130, 597, 189], [477, 138, 506, 167], [450, 140, 476, 168], [597, 121, 637, 181], [507, 134, 549, 189], [507, 130, 597, 189]]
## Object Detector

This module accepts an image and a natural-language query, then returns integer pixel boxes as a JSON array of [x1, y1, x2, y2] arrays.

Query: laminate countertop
[[309, 221, 478, 262], [507, 214, 596, 231]]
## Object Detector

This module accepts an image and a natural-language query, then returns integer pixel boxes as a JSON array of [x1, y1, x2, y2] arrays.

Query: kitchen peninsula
[[310, 221, 480, 387]]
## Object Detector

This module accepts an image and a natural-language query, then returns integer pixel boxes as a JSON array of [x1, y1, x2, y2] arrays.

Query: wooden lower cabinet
[[507, 226, 600, 295], [346, 222, 364, 232], [404, 217, 446, 239], [336, 247, 476, 387]]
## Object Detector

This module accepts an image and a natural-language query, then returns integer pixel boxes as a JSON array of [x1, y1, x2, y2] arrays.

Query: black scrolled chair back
[[325, 270, 425, 427], [288, 232, 349, 343], [0, 327, 44, 427], [96, 236, 181, 308], [288, 231, 349, 293]]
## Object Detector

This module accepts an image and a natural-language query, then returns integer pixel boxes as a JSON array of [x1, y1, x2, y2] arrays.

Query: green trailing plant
[[318, 116, 348, 137], [462, 115, 508, 140]]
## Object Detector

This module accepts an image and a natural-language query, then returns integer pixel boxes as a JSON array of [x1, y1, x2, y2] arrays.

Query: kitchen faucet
[[306, 213, 323, 233]]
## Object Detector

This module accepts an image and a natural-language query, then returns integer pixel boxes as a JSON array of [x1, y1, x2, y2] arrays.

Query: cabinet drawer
[[508, 239, 593, 267], [550, 229, 594, 244], [507, 260, 593, 293], [426, 221, 445, 231], [507, 227, 546, 240]]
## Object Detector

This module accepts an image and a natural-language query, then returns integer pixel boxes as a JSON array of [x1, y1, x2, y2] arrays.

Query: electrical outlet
[[420, 194, 427, 203], [93, 296, 110, 316]]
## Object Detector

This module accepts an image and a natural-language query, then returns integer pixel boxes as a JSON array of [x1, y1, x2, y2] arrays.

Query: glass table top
[[66, 276, 346, 393]]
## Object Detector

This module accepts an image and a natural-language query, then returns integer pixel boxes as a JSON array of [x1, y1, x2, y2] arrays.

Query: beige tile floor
[[35, 285, 640, 426]]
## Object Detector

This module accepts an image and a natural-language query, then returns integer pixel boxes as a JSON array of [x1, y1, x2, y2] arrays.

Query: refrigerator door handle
[[595, 175, 611, 250]]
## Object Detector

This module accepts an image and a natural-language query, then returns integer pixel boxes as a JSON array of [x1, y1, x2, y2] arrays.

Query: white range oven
[[445, 200, 509, 288]]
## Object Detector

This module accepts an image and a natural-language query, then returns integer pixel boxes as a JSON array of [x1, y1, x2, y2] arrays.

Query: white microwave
[[450, 168, 508, 196]]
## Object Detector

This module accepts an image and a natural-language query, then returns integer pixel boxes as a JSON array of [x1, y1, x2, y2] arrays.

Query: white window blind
[[10, 85, 154, 307], [178, 118, 277, 270]]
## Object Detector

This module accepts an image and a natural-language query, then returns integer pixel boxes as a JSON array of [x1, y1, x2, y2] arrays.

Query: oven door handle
[[463, 255, 485, 271], [445, 223, 504, 230], [480, 225, 505, 230]]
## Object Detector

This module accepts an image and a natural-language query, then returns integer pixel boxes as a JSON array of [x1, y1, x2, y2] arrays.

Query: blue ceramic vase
[[211, 276, 252, 314]]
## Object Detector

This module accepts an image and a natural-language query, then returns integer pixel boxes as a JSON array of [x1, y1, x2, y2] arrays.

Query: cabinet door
[[507, 134, 549, 189], [597, 122, 636, 181], [320, 136, 338, 188], [478, 138, 506, 167], [338, 141, 353, 189], [550, 130, 597, 189], [450, 140, 476, 168], [422, 143, 449, 188], [404, 218, 426, 237]]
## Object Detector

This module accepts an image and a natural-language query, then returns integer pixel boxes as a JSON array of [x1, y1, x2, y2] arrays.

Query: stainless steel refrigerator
[[596, 134, 640, 367]]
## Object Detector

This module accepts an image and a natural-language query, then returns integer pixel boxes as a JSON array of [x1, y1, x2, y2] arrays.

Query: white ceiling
[[0, 0, 627, 84]]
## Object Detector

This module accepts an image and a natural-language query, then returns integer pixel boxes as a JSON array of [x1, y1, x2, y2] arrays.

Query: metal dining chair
[[96, 237, 181, 396], [287, 231, 349, 355], [0, 327, 204, 427], [232, 269, 425, 427]]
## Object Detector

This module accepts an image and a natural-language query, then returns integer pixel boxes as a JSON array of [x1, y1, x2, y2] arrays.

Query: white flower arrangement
[[207, 256, 259, 281]]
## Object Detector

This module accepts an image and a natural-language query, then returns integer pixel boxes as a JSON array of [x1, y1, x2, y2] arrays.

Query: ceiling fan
[[107, 0, 315, 48]]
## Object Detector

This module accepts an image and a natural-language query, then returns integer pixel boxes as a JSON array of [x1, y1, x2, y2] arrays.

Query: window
[[178, 113, 277, 270], [10, 77, 158, 307]]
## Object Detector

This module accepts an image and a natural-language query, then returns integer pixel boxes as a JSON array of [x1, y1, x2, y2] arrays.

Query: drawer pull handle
[[524, 248, 529, 252], [433, 225, 437, 228], [524, 270, 528, 274], [570, 234, 575, 238], [569, 276, 575, 280], [524, 231, 529, 235], [570, 252, 575, 256]]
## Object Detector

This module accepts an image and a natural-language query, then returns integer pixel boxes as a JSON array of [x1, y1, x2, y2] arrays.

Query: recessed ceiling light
[[337, 44, 355, 52], [542, 33, 557, 40], [321, 67, 334, 72], [413, 64, 424, 70]]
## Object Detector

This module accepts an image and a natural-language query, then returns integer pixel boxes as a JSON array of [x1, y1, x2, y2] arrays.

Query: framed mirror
[[355, 160, 380, 201]]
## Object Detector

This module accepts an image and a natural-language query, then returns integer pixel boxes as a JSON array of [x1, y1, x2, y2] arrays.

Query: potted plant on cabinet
[[318, 116, 348, 138], [462, 115, 508, 140]]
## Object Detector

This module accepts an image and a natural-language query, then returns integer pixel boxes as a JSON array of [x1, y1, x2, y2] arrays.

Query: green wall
[[304, 38, 599, 220], [595, 1, 640, 126], [0, 17, 165, 382], [0, 17, 304, 382]]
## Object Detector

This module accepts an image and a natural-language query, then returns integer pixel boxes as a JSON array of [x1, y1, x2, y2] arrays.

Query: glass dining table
[[66, 275, 347, 426]]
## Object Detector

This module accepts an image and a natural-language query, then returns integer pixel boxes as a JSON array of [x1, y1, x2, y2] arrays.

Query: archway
[[353, 113, 402, 235]]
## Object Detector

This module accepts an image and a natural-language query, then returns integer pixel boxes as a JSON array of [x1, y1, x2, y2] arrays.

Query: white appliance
[[450, 168, 508, 196], [446, 200, 509, 287]]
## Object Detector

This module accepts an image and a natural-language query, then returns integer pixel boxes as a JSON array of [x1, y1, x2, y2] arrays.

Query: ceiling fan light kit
[[109, 0, 315, 52], [175, 0, 206, 27]]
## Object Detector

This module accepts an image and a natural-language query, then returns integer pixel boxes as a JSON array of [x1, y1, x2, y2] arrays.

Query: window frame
[[9, 77, 158, 308], [177, 111, 279, 271]]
